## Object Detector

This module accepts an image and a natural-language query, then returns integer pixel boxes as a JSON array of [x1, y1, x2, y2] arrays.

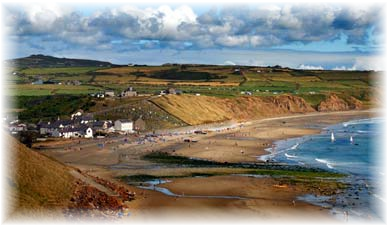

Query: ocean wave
[[343, 118, 382, 127], [285, 153, 297, 158], [289, 143, 299, 150], [315, 158, 334, 169], [357, 130, 371, 134], [374, 194, 389, 205]]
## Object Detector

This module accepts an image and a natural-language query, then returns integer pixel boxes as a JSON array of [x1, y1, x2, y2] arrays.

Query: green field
[[9, 65, 377, 103], [8, 84, 103, 96], [19, 67, 102, 75]]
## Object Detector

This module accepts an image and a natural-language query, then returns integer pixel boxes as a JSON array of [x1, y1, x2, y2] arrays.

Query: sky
[[2, 2, 386, 70]]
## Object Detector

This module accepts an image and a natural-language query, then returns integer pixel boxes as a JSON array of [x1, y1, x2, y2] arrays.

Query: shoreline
[[254, 115, 384, 223], [36, 109, 381, 222]]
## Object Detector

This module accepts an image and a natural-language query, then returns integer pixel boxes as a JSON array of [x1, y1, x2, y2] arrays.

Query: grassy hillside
[[8, 60, 377, 102], [6, 136, 75, 211], [8, 54, 118, 68], [89, 97, 187, 130], [151, 94, 315, 125]]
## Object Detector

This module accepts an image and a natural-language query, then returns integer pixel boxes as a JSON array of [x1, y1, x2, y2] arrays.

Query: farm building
[[120, 87, 137, 97], [114, 119, 134, 133], [163, 88, 182, 95], [105, 90, 115, 97]]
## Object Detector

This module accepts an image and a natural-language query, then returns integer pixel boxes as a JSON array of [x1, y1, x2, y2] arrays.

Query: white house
[[60, 126, 93, 139], [71, 110, 84, 120], [105, 90, 115, 97], [114, 119, 134, 133], [84, 127, 93, 138]]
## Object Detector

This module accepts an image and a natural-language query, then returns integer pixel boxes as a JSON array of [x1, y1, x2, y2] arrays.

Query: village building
[[105, 90, 115, 97], [114, 119, 134, 133], [32, 79, 43, 85], [71, 110, 84, 120], [60, 126, 93, 139], [120, 87, 137, 97], [8, 123, 27, 134], [3, 113, 18, 124], [38, 120, 72, 136], [161, 88, 182, 95], [134, 118, 146, 132], [74, 114, 94, 124], [167, 88, 176, 95], [93, 120, 112, 132]]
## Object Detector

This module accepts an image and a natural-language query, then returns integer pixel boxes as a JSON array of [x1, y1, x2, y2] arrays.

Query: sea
[[259, 117, 386, 223]]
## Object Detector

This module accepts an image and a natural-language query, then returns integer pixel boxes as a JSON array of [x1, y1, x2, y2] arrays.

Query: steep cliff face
[[270, 95, 315, 113], [151, 94, 315, 125], [345, 96, 363, 110], [317, 94, 363, 112], [317, 94, 348, 112]]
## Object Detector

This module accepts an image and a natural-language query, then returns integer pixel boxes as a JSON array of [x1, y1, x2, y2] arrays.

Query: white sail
[[350, 136, 353, 143], [331, 132, 335, 142]]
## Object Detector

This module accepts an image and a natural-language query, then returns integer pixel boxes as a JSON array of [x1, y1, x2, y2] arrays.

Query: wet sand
[[124, 175, 336, 222]]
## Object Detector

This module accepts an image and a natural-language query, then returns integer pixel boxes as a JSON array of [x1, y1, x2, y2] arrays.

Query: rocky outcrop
[[270, 95, 315, 113], [318, 94, 363, 112], [345, 96, 363, 110]]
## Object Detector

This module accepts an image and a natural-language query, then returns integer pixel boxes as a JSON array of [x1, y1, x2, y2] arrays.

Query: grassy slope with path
[[6, 136, 76, 210]]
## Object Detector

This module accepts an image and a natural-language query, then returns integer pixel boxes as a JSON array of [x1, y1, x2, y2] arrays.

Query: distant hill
[[0, 131, 73, 226], [7, 54, 121, 68]]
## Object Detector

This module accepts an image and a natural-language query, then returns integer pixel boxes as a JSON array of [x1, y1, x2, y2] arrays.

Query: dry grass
[[96, 66, 175, 75], [150, 94, 315, 125], [6, 136, 75, 211]]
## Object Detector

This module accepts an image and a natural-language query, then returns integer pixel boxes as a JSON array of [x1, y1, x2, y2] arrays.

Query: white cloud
[[4, 3, 383, 49], [223, 60, 236, 65], [297, 64, 324, 70], [22, 4, 73, 33], [258, 4, 281, 11], [353, 55, 385, 71]]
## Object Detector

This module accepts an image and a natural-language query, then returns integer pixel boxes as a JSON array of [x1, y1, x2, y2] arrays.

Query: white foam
[[374, 194, 389, 205], [343, 118, 389, 127], [259, 141, 300, 161], [289, 143, 299, 150], [315, 158, 335, 169], [285, 153, 297, 158], [357, 130, 370, 134]]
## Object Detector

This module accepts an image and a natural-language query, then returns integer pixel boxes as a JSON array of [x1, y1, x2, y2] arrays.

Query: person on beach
[[344, 211, 349, 221]]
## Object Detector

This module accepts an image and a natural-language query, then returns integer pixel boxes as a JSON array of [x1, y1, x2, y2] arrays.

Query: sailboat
[[350, 136, 354, 143], [331, 132, 335, 142]]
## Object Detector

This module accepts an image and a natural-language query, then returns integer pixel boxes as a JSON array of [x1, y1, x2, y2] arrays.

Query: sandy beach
[[40, 109, 379, 221], [123, 175, 336, 223]]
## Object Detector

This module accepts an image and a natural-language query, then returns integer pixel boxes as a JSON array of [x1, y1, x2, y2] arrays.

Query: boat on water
[[350, 136, 354, 143], [331, 132, 335, 142]]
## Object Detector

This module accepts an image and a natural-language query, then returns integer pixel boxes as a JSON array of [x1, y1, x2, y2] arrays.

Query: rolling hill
[[7, 54, 121, 68], [5, 135, 75, 214]]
